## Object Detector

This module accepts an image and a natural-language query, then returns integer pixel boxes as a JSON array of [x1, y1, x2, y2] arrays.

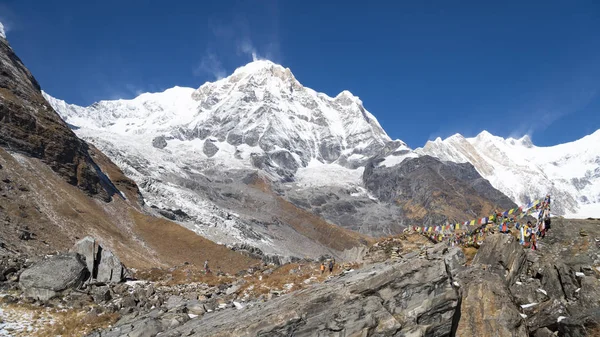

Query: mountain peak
[[233, 59, 287, 76], [476, 130, 493, 139], [518, 134, 533, 147], [335, 90, 355, 98], [0, 21, 6, 39]]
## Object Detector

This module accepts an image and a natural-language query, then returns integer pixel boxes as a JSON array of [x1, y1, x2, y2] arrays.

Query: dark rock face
[[363, 155, 516, 226], [269, 150, 299, 172], [0, 35, 114, 200], [71, 236, 128, 283], [151, 136, 167, 149], [203, 140, 219, 157], [472, 233, 526, 285], [19, 253, 89, 301]]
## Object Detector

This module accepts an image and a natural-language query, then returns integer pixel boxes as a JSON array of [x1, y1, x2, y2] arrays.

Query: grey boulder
[[71, 236, 127, 283], [19, 252, 89, 301]]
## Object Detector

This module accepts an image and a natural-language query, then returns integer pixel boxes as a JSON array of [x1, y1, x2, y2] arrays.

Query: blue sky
[[1, 0, 599, 148]]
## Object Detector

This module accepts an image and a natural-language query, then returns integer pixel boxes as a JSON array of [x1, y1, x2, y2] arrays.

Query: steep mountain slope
[[417, 130, 600, 217], [0, 31, 116, 201], [0, 27, 260, 273], [45, 60, 516, 239]]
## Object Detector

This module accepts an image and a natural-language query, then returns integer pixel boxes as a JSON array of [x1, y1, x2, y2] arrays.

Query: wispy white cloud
[[0, 4, 17, 39], [238, 38, 258, 62], [194, 51, 226, 80], [513, 86, 598, 142], [125, 83, 146, 96], [194, 3, 282, 78]]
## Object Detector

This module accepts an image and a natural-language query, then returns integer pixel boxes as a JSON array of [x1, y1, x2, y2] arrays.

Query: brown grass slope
[[246, 173, 374, 252]]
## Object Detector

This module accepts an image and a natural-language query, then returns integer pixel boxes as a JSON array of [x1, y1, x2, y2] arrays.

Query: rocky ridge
[[87, 219, 600, 337], [0, 32, 119, 202]]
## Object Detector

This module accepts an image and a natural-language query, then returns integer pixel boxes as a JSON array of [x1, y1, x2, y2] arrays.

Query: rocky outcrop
[[71, 236, 128, 283], [472, 233, 526, 285], [456, 269, 528, 337], [151, 136, 167, 149], [202, 140, 219, 157], [17, 237, 128, 301], [19, 253, 89, 301], [4, 219, 597, 337], [89, 245, 463, 337]]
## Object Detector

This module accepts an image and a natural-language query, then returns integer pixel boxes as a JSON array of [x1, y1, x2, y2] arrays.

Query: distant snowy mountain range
[[43, 60, 599, 247], [416, 131, 600, 217]]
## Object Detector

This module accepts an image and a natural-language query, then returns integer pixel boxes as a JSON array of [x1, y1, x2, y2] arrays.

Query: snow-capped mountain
[[416, 130, 600, 218], [43, 60, 401, 257], [44, 60, 392, 180]]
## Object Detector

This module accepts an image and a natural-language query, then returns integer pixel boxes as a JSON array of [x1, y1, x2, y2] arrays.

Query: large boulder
[[456, 269, 528, 337], [71, 236, 127, 283], [472, 233, 526, 284], [71, 236, 96, 274], [152, 136, 168, 149], [97, 249, 126, 283], [19, 253, 89, 301]]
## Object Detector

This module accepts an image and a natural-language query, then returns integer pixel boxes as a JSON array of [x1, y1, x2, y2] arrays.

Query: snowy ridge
[[416, 130, 600, 218], [43, 60, 392, 178], [0, 22, 5, 39]]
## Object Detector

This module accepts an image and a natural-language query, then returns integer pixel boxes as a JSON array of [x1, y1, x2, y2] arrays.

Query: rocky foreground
[[1, 218, 600, 336]]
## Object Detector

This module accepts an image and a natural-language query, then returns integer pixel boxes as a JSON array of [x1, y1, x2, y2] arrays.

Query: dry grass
[[1, 303, 119, 337], [130, 210, 260, 275], [246, 173, 374, 251], [0, 147, 259, 275], [88, 145, 141, 204], [462, 247, 479, 265], [275, 196, 375, 250], [134, 265, 237, 287], [36, 310, 120, 337], [400, 200, 428, 219], [237, 262, 350, 297]]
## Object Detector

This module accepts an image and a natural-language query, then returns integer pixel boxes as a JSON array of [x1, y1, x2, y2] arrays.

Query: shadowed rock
[[203, 140, 219, 157], [0, 34, 117, 201]]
